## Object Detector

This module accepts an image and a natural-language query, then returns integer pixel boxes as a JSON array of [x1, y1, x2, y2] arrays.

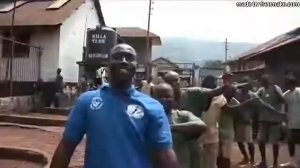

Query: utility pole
[[9, 0, 17, 97], [225, 38, 228, 62], [146, 0, 153, 79]]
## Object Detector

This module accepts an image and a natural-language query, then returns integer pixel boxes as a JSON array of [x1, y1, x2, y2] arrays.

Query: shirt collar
[[101, 84, 136, 96]]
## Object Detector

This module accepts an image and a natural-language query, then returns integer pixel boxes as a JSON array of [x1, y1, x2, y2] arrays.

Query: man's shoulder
[[133, 91, 163, 110], [78, 89, 101, 103], [212, 95, 227, 106]]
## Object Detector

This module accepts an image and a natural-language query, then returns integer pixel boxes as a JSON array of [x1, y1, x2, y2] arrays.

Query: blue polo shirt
[[63, 85, 172, 168]]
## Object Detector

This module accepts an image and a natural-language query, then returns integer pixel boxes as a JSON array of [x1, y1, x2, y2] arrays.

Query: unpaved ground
[[0, 112, 290, 168], [231, 143, 289, 167], [0, 159, 43, 168], [0, 112, 68, 120], [0, 126, 85, 167]]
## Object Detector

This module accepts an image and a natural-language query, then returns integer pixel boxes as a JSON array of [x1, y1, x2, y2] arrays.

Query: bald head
[[260, 74, 272, 87], [109, 43, 137, 58], [153, 83, 174, 114], [108, 43, 137, 89], [163, 70, 180, 87], [154, 83, 174, 94], [164, 71, 179, 80]]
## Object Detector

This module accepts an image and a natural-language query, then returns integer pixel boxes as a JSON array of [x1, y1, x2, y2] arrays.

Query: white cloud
[[101, 0, 300, 43]]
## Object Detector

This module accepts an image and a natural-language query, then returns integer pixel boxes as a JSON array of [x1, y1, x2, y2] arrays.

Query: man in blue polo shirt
[[50, 44, 180, 168]]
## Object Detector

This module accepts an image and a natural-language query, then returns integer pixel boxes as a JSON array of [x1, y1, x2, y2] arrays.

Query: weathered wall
[[31, 27, 60, 82], [59, 0, 100, 83], [0, 96, 34, 113]]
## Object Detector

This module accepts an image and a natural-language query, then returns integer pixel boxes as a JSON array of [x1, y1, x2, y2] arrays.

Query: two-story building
[[227, 26, 300, 85], [0, 0, 161, 97]]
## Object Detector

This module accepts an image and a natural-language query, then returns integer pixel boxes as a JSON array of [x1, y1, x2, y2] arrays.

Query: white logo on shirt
[[127, 104, 144, 119], [90, 97, 103, 110]]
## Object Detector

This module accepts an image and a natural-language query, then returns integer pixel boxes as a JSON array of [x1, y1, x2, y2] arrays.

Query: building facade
[[227, 27, 300, 86], [0, 0, 103, 96]]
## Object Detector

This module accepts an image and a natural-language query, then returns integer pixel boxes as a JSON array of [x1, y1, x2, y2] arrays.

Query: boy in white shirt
[[280, 74, 300, 168]]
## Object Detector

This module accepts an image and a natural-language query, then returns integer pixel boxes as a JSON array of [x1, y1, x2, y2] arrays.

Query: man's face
[[147, 77, 153, 83], [223, 86, 236, 101], [222, 74, 233, 85], [57, 69, 61, 74], [164, 75, 180, 90], [155, 87, 174, 114], [241, 84, 251, 92], [109, 51, 136, 82], [260, 77, 270, 87], [285, 79, 297, 90]]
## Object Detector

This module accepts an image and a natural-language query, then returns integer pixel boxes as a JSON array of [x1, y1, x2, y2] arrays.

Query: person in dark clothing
[[54, 68, 63, 107], [33, 78, 44, 111], [234, 76, 256, 166]]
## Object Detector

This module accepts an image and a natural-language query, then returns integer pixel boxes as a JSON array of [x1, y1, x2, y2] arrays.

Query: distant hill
[[152, 37, 257, 65]]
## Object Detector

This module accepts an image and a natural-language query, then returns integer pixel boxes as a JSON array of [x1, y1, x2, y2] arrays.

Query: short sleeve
[[63, 95, 87, 144], [147, 104, 173, 151]]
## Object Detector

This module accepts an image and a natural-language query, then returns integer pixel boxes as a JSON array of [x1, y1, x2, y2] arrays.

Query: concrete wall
[[0, 96, 34, 113], [59, 0, 100, 83], [31, 28, 60, 81]]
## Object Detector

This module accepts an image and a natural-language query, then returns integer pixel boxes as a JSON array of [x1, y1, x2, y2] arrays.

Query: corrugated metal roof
[[0, 0, 85, 26], [236, 27, 300, 61], [116, 27, 161, 45], [152, 57, 180, 68], [232, 64, 265, 73]]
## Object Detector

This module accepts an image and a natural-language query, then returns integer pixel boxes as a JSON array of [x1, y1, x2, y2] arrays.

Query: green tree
[[203, 60, 224, 68]]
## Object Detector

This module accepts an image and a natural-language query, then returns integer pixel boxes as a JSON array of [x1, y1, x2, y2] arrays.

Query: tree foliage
[[203, 60, 224, 68]]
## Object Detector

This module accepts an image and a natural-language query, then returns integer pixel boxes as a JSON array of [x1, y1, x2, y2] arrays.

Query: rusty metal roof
[[116, 27, 161, 45], [0, 0, 85, 26], [152, 57, 180, 68], [236, 27, 300, 61]]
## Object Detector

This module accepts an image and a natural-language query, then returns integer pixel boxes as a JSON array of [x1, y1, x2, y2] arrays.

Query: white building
[[0, 0, 104, 85]]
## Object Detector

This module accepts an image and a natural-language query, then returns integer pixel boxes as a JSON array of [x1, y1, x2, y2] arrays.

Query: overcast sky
[[101, 0, 300, 43]]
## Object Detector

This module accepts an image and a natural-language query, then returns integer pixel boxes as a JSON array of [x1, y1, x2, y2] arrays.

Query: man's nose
[[121, 57, 128, 63]]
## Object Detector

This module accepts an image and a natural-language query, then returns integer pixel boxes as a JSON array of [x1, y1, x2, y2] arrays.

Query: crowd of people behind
[[145, 70, 300, 168], [47, 43, 300, 168]]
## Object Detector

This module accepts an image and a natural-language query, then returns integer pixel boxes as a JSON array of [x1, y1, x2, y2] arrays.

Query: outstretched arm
[[203, 82, 249, 98], [223, 97, 258, 112], [50, 96, 87, 168], [256, 98, 284, 114]]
